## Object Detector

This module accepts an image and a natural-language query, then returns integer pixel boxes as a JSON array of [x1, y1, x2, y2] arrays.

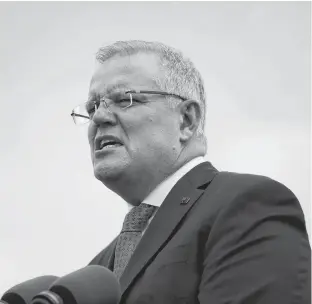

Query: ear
[[178, 99, 202, 143]]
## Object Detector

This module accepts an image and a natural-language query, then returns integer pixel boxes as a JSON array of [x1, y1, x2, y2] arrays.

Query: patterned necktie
[[113, 203, 157, 280]]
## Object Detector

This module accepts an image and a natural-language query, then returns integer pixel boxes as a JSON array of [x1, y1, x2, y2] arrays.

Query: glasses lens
[[111, 92, 132, 110], [72, 104, 90, 125]]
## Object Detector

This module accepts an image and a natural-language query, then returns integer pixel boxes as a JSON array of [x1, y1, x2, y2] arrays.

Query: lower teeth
[[103, 144, 120, 148]]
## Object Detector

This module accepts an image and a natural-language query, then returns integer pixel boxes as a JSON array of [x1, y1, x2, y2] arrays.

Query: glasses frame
[[70, 90, 188, 125]]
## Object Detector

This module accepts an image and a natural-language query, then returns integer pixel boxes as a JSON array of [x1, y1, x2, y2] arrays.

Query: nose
[[91, 100, 116, 126]]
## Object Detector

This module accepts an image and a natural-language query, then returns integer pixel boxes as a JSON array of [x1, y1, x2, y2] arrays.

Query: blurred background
[[0, 1, 310, 292]]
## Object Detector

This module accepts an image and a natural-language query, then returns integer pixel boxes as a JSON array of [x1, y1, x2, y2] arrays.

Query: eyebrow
[[88, 83, 133, 100]]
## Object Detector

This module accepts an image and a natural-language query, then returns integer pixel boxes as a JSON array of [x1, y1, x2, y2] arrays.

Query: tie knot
[[122, 203, 157, 233]]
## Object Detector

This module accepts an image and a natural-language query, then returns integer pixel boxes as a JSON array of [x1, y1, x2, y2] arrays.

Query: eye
[[112, 98, 130, 108], [117, 98, 131, 103], [118, 97, 142, 107], [86, 101, 99, 114]]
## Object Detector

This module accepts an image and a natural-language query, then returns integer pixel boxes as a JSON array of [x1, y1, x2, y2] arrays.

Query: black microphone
[[32, 265, 121, 304], [1, 276, 58, 304]]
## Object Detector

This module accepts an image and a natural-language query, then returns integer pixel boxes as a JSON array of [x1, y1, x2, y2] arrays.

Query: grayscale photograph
[[0, 2, 310, 304]]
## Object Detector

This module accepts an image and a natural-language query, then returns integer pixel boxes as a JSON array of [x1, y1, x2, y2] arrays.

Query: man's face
[[87, 53, 182, 189]]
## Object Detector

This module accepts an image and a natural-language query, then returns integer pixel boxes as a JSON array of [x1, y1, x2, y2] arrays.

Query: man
[[71, 40, 310, 304]]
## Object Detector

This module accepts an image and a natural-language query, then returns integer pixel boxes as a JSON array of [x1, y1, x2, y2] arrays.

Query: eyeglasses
[[70, 90, 187, 125]]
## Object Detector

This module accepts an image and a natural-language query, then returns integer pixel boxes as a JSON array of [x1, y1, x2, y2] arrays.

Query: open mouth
[[98, 140, 123, 150], [95, 136, 123, 152]]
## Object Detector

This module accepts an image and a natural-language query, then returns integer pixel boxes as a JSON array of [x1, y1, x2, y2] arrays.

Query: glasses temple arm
[[71, 113, 90, 119], [126, 90, 187, 101]]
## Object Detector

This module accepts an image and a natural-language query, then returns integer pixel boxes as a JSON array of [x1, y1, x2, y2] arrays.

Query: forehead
[[89, 53, 162, 96]]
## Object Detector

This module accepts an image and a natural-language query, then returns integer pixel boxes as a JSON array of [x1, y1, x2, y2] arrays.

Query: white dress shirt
[[127, 156, 206, 236]]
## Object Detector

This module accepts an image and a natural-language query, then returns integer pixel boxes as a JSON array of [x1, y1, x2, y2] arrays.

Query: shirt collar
[[128, 156, 206, 211]]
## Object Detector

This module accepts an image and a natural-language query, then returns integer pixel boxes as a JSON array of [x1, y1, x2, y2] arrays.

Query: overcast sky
[[0, 1, 310, 292]]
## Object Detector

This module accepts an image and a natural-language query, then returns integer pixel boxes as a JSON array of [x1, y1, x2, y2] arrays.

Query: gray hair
[[96, 40, 206, 145]]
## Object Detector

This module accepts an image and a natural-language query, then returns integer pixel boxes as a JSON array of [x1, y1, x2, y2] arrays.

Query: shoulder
[[192, 161, 296, 198], [210, 170, 298, 201], [196, 169, 306, 228]]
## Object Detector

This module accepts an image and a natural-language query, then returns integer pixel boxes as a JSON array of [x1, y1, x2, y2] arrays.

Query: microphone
[[1, 276, 58, 304], [32, 265, 121, 304]]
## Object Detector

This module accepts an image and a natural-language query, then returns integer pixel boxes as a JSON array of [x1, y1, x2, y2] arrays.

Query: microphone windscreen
[[2, 276, 58, 304], [50, 265, 120, 304]]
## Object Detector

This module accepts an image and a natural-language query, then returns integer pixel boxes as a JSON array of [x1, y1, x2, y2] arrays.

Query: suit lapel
[[119, 161, 218, 297], [107, 239, 117, 271], [89, 236, 118, 270]]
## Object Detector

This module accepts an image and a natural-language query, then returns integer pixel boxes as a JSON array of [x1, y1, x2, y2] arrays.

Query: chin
[[93, 159, 128, 184]]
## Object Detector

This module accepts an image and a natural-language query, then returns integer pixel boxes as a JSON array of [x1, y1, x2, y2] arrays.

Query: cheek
[[130, 114, 179, 151], [148, 114, 178, 138]]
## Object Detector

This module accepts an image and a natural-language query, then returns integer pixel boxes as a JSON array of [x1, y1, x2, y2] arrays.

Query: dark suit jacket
[[89, 162, 311, 304]]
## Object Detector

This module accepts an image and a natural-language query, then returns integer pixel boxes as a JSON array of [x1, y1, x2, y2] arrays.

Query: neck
[[103, 144, 206, 206]]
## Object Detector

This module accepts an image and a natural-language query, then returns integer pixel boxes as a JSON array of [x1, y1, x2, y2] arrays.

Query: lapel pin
[[181, 197, 190, 205]]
